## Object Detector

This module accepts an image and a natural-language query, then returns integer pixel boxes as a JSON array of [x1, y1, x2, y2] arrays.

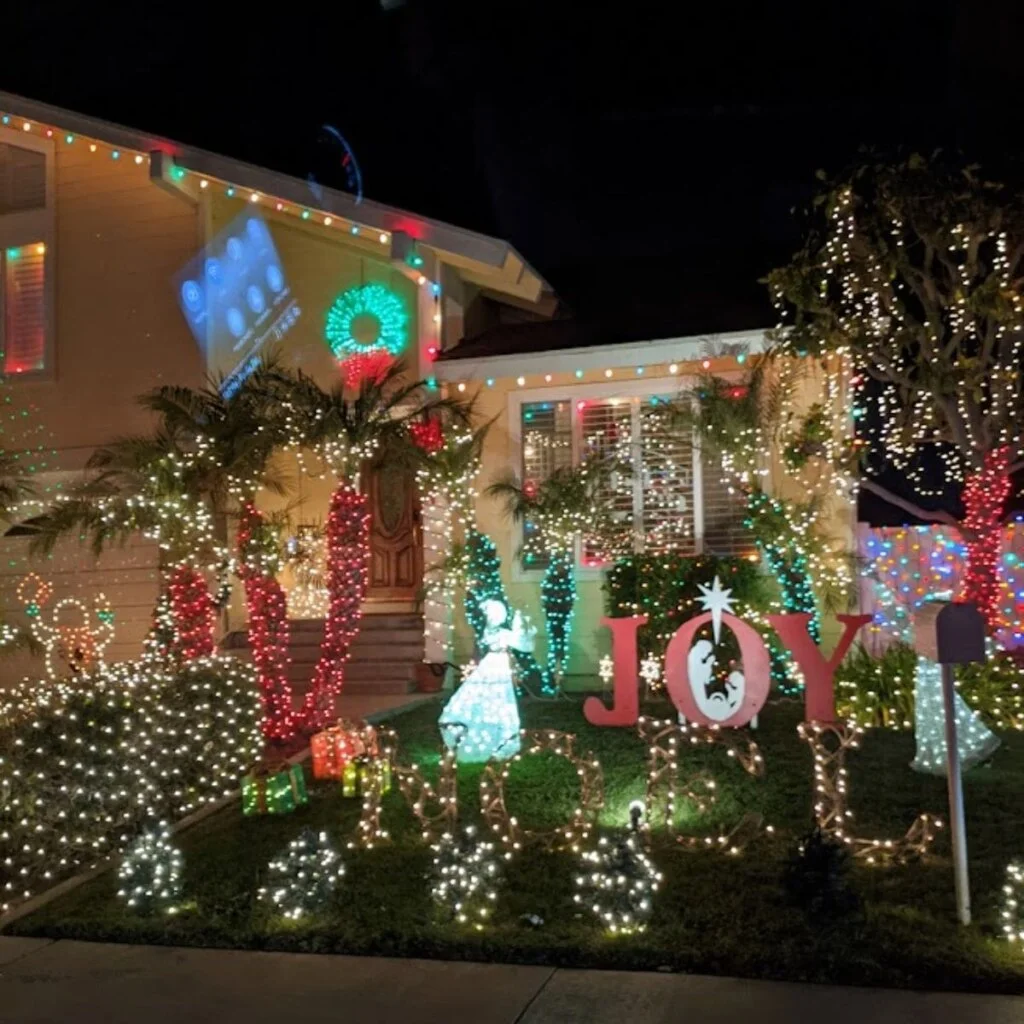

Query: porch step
[[225, 612, 424, 697]]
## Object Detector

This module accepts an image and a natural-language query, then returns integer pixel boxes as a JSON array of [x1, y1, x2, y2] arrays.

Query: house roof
[[0, 91, 548, 305]]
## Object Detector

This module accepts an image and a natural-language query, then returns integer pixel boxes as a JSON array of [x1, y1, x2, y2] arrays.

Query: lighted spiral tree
[[278, 360, 466, 727], [487, 459, 619, 690], [768, 155, 1024, 634]]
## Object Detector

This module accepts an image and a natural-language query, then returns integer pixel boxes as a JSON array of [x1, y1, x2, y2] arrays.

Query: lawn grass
[[9, 696, 1024, 993]]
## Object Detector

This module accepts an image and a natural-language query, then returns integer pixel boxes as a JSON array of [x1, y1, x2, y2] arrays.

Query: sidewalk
[[1, 938, 1022, 1024]]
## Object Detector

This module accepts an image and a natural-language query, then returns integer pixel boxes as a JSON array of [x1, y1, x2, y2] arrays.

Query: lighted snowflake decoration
[[325, 282, 408, 359], [639, 654, 662, 691], [598, 655, 614, 685]]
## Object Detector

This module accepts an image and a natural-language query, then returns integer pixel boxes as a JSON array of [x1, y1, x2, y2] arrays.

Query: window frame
[[0, 126, 55, 380], [508, 375, 748, 582]]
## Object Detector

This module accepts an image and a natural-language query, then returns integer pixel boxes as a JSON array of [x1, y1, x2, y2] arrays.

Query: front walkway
[[0, 938, 1021, 1024]]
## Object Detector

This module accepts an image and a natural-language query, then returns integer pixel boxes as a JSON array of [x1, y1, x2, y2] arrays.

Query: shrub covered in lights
[[837, 641, 1024, 733], [259, 827, 346, 921], [603, 553, 791, 687], [117, 821, 184, 916], [0, 654, 261, 913]]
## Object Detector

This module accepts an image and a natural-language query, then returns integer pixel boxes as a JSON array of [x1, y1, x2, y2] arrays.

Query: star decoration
[[598, 655, 614, 685], [696, 575, 735, 643], [639, 655, 661, 691], [460, 660, 478, 683]]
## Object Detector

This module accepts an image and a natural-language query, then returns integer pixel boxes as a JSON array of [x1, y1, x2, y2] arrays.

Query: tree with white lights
[[769, 155, 1024, 634]]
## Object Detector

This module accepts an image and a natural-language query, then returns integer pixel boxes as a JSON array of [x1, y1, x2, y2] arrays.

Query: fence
[[857, 518, 1024, 655]]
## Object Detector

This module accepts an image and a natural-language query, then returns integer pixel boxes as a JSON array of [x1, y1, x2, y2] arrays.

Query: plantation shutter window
[[2, 245, 46, 374], [515, 390, 751, 569], [638, 401, 697, 555], [578, 399, 636, 561], [520, 400, 573, 567], [0, 131, 52, 376]]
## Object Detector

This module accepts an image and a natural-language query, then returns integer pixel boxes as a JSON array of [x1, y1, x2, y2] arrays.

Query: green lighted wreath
[[324, 282, 409, 359]]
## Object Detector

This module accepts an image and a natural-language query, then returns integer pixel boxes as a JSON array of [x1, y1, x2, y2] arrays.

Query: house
[[0, 90, 853, 691]]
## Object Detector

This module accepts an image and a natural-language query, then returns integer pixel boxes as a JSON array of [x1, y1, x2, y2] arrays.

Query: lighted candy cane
[[17, 574, 115, 679]]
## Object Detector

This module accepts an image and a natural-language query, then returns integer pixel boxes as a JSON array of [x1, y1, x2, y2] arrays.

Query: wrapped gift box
[[242, 762, 308, 816], [311, 721, 375, 780]]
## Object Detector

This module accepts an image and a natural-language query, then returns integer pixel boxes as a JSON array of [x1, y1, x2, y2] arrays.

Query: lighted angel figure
[[440, 598, 535, 763]]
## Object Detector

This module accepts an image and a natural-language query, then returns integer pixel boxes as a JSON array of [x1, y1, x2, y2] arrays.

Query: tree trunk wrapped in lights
[[959, 446, 1011, 631], [167, 563, 215, 661], [237, 502, 297, 743], [299, 484, 371, 731]]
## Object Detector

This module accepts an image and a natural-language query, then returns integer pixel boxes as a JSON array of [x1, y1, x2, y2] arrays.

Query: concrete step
[[344, 660, 418, 682], [348, 643, 423, 662], [284, 666, 416, 695]]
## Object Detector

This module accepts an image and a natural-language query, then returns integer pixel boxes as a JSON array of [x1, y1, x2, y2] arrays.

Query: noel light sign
[[585, 577, 871, 729]]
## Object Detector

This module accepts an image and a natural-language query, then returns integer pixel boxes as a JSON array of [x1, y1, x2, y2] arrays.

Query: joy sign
[[584, 576, 870, 729]]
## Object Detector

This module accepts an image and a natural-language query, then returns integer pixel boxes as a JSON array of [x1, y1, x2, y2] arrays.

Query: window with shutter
[[2, 244, 46, 374], [0, 143, 46, 215], [700, 460, 754, 556], [520, 400, 573, 567], [515, 388, 752, 569], [639, 400, 697, 555], [578, 399, 635, 561]]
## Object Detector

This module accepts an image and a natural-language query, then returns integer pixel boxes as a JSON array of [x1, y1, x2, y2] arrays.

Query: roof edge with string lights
[[0, 91, 549, 305]]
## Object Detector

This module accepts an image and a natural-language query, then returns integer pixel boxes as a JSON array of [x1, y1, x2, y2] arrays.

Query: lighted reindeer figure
[[17, 573, 115, 679]]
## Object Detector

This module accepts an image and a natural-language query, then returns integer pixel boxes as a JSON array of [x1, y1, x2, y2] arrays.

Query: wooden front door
[[363, 463, 422, 605]]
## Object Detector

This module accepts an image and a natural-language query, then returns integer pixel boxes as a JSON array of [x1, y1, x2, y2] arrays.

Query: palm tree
[[30, 362, 290, 672], [415, 420, 489, 660], [486, 458, 619, 689], [275, 359, 467, 729]]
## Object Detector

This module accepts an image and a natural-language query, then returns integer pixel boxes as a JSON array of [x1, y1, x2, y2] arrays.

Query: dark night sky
[[3, 1, 1023, 521]]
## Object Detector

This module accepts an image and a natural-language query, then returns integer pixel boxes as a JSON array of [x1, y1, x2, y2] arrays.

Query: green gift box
[[242, 762, 308, 816]]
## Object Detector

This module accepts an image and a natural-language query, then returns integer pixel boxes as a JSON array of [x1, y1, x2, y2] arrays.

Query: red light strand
[[237, 503, 298, 743], [167, 563, 216, 661], [959, 445, 1011, 630], [298, 483, 370, 732]]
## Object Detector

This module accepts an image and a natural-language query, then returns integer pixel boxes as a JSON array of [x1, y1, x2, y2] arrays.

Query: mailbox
[[913, 601, 986, 665]]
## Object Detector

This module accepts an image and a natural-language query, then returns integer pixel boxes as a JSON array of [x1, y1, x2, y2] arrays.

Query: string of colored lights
[[861, 521, 1024, 651]]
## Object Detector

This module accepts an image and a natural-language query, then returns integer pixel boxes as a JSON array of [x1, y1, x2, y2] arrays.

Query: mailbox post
[[913, 601, 986, 926]]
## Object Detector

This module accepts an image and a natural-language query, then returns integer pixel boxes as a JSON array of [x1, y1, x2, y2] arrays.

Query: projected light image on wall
[[174, 211, 301, 396]]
